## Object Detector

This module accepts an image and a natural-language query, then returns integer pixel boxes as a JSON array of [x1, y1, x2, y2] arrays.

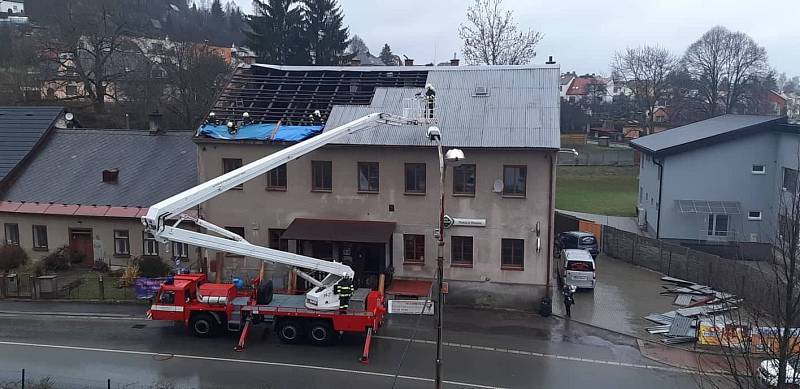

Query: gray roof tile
[[3, 129, 197, 207], [0, 106, 63, 183]]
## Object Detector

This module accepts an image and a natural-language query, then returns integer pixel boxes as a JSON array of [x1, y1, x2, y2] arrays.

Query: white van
[[558, 249, 596, 289]]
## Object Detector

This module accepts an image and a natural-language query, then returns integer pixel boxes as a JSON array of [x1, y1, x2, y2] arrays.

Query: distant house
[[562, 75, 629, 104], [0, 0, 23, 14], [631, 114, 799, 260], [767, 90, 787, 116], [0, 109, 198, 266]]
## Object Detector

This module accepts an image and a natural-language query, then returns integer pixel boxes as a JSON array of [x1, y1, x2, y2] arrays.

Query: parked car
[[555, 231, 599, 258], [759, 356, 800, 387], [557, 249, 596, 290]]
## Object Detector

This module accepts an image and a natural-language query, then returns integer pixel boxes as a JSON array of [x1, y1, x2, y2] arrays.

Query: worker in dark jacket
[[562, 284, 575, 317]]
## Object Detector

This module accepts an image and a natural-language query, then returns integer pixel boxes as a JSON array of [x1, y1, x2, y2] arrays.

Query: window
[[143, 232, 159, 256], [158, 291, 175, 305], [267, 164, 287, 190], [501, 239, 524, 269], [223, 158, 243, 190], [451, 236, 473, 267], [311, 161, 332, 191], [172, 241, 189, 258], [748, 211, 763, 221], [453, 164, 476, 195], [114, 230, 130, 256], [639, 187, 643, 203], [225, 226, 245, 256], [502, 165, 527, 197], [268, 229, 289, 251], [403, 234, 425, 263], [752, 164, 766, 175], [784, 168, 799, 194], [707, 214, 729, 237], [357, 162, 379, 192], [65, 84, 78, 96], [405, 163, 426, 194], [32, 225, 48, 250], [4, 223, 19, 245]]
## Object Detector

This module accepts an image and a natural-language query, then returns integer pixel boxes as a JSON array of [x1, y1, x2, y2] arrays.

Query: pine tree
[[211, 0, 225, 20], [379, 43, 396, 66], [302, 0, 351, 65], [245, 0, 309, 65]]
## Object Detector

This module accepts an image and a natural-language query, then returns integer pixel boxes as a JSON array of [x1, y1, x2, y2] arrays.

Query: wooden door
[[69, 229, 94, 266]]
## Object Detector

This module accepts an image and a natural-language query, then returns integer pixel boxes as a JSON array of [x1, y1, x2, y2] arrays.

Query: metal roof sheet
[[324, 66, 560, 149], [0, 106, 63, 183], [2, 129, 197, 207], [631, 114, 785, 155]]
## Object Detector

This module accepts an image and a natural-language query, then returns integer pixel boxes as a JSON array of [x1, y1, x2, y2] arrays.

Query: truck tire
[[189, 313, 217, 338], [308, 320, 336, 346], [275, 319, 304, 344], [257, 280, 274, 305]]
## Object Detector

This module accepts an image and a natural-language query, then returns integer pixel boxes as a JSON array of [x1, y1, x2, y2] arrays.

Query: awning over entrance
[[281, 218, 396, 243], [676, 200, 741, 215]]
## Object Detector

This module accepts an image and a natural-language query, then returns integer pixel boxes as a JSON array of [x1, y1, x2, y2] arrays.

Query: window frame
[[403, 234, 425, 264], [266, 163, 287, 191], [142, 232, 159, 256], [452, 164, 476, 196], [707, 214, 730, 237], [311, 160, 333, 192], [748, 211, 763, 221], [751, 164, 766, 175], [32, 225, 48, 250], [357, 162, 380, 193], [450, 236, 473, 267], [4, 223, 19, 245], [113, 230, 130, 256], [784, 167, 798, 194], [222, 158, 244, 190], [404, 163, 426, 195], [268, 228, 289, 251], [171, 241, 190, 258], [501, 238, 525, 270], [502, 165, 527, 197], [224, 226, 246, 257]]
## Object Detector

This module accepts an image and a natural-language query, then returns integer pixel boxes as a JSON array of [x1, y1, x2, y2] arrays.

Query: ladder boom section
[[161, 226, 355, 278], [143, 113, 408, 230]]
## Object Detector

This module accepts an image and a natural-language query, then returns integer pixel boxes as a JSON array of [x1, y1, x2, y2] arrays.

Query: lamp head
[[444, 148, 465, 162]]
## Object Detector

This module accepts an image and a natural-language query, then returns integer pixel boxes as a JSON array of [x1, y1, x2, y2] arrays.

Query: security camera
[[427, 126, 441, 141]]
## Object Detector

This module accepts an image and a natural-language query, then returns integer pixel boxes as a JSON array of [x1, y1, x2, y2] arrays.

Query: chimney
[[545, 56, 556, 65], [148, 110, 164, 134], [404, 58, 414, 66], [450, 58, 460, 66], [102, 169, 119, 184], [351, 58, 361, 66]]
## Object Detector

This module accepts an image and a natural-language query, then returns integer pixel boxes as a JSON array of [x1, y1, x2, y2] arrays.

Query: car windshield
[[580, 236, 596, 245], [567, 260, 594, 271]]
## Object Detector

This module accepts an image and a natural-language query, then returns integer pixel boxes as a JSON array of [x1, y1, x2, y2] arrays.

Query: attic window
[[473, 86, 489, 97], [102, 169, 119, 183]]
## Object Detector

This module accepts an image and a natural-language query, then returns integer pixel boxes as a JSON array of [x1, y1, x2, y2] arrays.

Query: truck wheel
[[276, 319, 305, 344], [189, 313, 217, 338], [308, 320, 336, 346]]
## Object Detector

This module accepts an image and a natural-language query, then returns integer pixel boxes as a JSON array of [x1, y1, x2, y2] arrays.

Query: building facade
[[632, 114, 799, 259]]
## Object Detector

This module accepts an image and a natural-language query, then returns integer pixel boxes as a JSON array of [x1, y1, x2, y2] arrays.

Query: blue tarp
[[197, 123, 323, 141]]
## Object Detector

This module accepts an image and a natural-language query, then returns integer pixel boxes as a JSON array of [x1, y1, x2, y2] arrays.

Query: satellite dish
[[65, 112, 74, 121], [493, 179, 504, 193]]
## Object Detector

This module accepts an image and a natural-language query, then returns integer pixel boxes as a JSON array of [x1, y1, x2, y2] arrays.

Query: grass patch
[[556, 166, 639, 217]]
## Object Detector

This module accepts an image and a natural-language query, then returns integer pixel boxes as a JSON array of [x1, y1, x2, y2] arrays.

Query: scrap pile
[[644, 276, 741, 345]]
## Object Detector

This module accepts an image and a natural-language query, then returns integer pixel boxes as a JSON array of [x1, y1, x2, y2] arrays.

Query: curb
[[0, 298, 147, 305]]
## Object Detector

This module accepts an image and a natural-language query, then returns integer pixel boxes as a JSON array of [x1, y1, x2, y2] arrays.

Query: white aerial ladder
[[142, 112, 420, 311]]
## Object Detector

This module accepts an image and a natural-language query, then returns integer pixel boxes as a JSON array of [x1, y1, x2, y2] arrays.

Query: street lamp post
[[429, 126, 464, 389]]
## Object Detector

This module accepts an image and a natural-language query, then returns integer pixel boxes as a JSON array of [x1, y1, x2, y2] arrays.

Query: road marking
[[373, 335, 694, 374], [0, 311, 142, 321], [0, 341, 504, 389]]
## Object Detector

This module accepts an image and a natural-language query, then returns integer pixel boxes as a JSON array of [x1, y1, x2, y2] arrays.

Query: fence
[[602, 225, 776, 309], [0, 368, 206, 389], [2, 273, 137, 301], [557, 148, 635, 166]]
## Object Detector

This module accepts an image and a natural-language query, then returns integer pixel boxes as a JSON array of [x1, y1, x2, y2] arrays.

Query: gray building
[[631, 114, 800, 259], [197, 63, 561, 308]]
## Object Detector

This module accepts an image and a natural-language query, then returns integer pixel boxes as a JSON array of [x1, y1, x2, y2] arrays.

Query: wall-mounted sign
[[452, 218, 486, 227], [388, 299, 434, 315]]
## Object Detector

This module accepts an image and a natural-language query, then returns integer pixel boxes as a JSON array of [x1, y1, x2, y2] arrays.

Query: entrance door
[[69, 229, 94, 266]]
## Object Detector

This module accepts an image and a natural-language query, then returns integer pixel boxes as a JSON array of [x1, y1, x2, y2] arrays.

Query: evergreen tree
[[379, 43, 397, 66], [211, 0, 225, 20], [302, 0, 351, 65], [245, 0, 309, 64]]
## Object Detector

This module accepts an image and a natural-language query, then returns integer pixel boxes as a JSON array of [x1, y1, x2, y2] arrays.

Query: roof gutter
[[653, 157, 664, 239]]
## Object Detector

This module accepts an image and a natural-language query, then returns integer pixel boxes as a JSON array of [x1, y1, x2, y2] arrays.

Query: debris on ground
[[643, 277, 741, 344]]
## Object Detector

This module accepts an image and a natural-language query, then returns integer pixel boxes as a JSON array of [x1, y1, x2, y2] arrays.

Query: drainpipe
[[653, 157, 664, 239]]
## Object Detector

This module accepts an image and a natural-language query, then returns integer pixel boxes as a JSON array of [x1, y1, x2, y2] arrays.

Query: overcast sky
[[233, 0, 799, 76]]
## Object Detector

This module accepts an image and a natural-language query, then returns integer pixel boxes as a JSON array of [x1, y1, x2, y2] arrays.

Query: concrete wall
[[197, 141, 556, 306], [0, 213, 196, 266]]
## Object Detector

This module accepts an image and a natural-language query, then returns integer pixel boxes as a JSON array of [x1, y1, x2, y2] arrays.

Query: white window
[[172, 241, 189, 258], [32, 225, 48, 249], [114, 230, 130, 255], [748, 211, 763, 221], [143, 232, 159, 256], [752, 164, 766, 175], [707, 214, 729, 237]]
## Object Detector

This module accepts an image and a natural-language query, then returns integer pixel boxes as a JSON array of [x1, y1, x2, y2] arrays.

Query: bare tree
[[683, 26, 769, 116], [612, 45, 677, 135], [458, 0, 542, 65]]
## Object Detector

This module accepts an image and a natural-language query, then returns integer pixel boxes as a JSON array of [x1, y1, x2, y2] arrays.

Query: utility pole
[[435, 141, 445, 389]]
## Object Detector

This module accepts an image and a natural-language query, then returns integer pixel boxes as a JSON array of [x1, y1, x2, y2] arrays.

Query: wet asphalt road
[[0, 301, 702, 388]]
